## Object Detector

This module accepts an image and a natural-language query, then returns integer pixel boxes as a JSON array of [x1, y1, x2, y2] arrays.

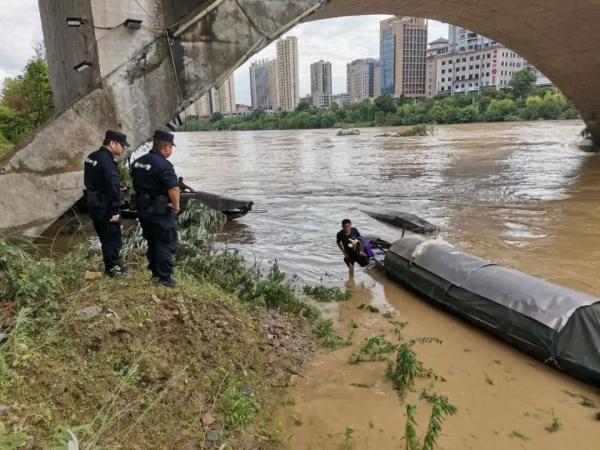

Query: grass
[[312, 319, 353, 349], [0, 202, 321, 448], [303, 285, 352, 302], [387, 338, 443, 398], [349, 335, 398, 364], [358, 304, 380, 313], [404, 395, 458, 450], [545, 413, 562, 433]]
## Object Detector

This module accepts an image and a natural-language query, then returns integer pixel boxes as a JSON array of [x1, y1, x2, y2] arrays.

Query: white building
[[184, 75, 236, 118], [276, 37, 300, 111], [332, 93, 350, 107]]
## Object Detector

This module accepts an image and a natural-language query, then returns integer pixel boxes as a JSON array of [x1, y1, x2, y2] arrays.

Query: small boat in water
[[363, 210, 438, 234], [366, 211, 600, 387], [77, 180, 253, 222]]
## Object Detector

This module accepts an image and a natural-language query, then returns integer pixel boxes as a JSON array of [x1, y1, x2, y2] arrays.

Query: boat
[[337, 129, 360, 136], [376, 234, 600, 387], [363, 210, 439, 235], [77, 181, 254, 222]]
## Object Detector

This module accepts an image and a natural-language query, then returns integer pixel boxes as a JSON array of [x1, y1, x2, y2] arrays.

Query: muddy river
[[173, 120, 599, 449]]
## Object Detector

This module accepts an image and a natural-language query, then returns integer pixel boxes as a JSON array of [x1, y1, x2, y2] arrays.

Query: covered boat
[[384, 235, 600, 386]]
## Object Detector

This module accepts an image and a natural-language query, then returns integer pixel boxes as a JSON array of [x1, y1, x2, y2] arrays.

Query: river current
[[173, 120, 599, 449]]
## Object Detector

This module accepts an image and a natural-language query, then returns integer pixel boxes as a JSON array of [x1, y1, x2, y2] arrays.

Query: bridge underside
[[1, 0, 599, 236]]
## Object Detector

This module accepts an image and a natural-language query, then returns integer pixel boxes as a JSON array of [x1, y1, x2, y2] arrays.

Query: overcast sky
[[0, 2, 448, 104]]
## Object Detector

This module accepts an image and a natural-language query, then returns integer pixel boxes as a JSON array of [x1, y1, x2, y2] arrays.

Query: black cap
[[104, 130, 130, 147], [153, 129, 176, 146]]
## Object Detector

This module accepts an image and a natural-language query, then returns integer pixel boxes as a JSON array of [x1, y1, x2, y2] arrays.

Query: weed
[[390, 320, 408, 338], [404, 396, 457, 450], [0, 423, 27, 449], [509, 431, 530, 441], [579, 396, 597, 408], [303, 285, 352, 302], [344, 426, 355, 450], [397, 124, 436, 137], [387, 338, 443, 398], [545, 413, 562, 433], [349, 335, 398, 364], [358, 304, 380, 313], [312, 319, 350, 349]]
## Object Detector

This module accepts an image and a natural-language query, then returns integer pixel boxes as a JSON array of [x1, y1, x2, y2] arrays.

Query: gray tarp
[[385, 236, 600, 386]]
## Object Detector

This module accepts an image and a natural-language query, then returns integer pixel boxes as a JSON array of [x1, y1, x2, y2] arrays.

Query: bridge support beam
[[0, 0, 324, 236]]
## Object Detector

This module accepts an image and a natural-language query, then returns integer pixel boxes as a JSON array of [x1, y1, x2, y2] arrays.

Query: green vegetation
[[358, 303, 380, 313], [0, 45, 54, 160], [545, 413, 562, 433], [303, 285, 352, 302], [349, 335, 398, 364], [387, 338, 443, 398], [397, 124, 436, 137], [312, 319, 353, 349], [0, 203, 324, 448], [184, 71, 577, 133], [404, 396, 458, 450]]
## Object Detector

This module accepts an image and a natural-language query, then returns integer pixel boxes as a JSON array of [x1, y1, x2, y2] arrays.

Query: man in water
[[336, 218, 373, 275]]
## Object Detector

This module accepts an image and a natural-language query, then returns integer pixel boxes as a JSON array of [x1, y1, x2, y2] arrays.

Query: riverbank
[[184, 90, 579, 133], [0, 207, 326, 448]]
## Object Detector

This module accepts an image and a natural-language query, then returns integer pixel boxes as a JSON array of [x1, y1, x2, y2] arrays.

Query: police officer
[[84, 130, 130, 278], [131, 130, 180, 288]]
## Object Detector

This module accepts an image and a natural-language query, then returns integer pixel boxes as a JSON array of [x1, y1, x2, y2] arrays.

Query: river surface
[[172, 120, 600, 449]]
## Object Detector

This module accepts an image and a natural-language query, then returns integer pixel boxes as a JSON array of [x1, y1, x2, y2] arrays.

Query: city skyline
[[233, 17, 448, 105]]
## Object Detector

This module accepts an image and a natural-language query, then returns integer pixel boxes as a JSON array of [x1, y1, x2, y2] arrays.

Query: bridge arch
[[1, 0, 599, 235]]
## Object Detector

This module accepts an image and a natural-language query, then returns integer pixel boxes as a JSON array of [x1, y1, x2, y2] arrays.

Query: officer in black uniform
[[131, 130, 180, 288], [84, 130, 130, 278]]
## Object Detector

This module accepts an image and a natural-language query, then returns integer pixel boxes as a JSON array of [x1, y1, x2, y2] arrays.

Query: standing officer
[[131, 130, 180, 288], [84, 130, 130, 278]]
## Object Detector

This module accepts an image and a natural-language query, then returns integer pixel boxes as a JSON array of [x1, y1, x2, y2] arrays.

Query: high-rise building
[[184, 74, 236, 118], [347, 58, 380, 103], [426, 38, 449, 97], [332, 93, 350, 108], [276, 37, 300, 111], [267, 59, 279, 110], [448, 25, 495, 53], [379, 16, 428, 98], [250, 60, 272, 110], [310, 60, 332, 109]]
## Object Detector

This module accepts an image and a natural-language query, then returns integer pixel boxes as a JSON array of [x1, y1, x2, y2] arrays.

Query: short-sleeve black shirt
[[131, 149, 179, 226], [83, 147, 121, 216], [336, 227, 362, 253]]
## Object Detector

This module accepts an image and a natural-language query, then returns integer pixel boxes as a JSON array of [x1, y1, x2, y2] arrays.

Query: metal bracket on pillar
[[167, 114, 183, 131]]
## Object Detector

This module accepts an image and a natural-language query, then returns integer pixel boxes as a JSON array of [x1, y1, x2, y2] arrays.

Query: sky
[[0, 2, 448, 105]]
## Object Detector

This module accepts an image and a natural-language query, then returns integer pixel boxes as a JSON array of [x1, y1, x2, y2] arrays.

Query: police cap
[[153, 129, 176, 146], [104, 130, 130, 147]]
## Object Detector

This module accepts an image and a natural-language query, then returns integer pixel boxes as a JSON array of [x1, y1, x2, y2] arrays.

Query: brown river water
[[51, 120, 594, 449], [171, 120, 600, 450]]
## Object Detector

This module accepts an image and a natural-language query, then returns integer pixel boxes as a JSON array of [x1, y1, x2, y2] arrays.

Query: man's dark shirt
[[84, 147, 121, 217], [131, 149, 179, 226], [336, 227, 362, 254]]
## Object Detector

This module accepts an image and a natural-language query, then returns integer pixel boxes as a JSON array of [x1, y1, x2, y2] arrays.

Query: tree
[[21, 58, 54, 127], [374, 94, 396, 114], [484, 99, 518, 122], [209, 112, 224, 123], [509, 69, 537, 100], [295, 100, 311, 112]]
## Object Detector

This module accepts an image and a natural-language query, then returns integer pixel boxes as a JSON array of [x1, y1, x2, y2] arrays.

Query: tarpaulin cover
[[384, 236, 600, 386]]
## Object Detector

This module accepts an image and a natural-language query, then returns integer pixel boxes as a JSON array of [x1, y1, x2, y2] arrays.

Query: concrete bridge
[[1, 0, 599, 236]]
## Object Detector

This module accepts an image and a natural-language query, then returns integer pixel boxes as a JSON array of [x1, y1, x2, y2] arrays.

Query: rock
[[53, 383, 67, 395], [201, 412, 215, 426], [0, 332, 8, 344], [0, 404, 10, 415], [241, 384, 253, 396], [205, 431, 219, 443], [84, 271, 103, 281], [79, 306, 103, 321]]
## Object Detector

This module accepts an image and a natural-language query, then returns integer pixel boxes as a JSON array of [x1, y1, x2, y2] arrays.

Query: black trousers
[[140, 220, 177, 281], [92, 219, 123, 272]]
